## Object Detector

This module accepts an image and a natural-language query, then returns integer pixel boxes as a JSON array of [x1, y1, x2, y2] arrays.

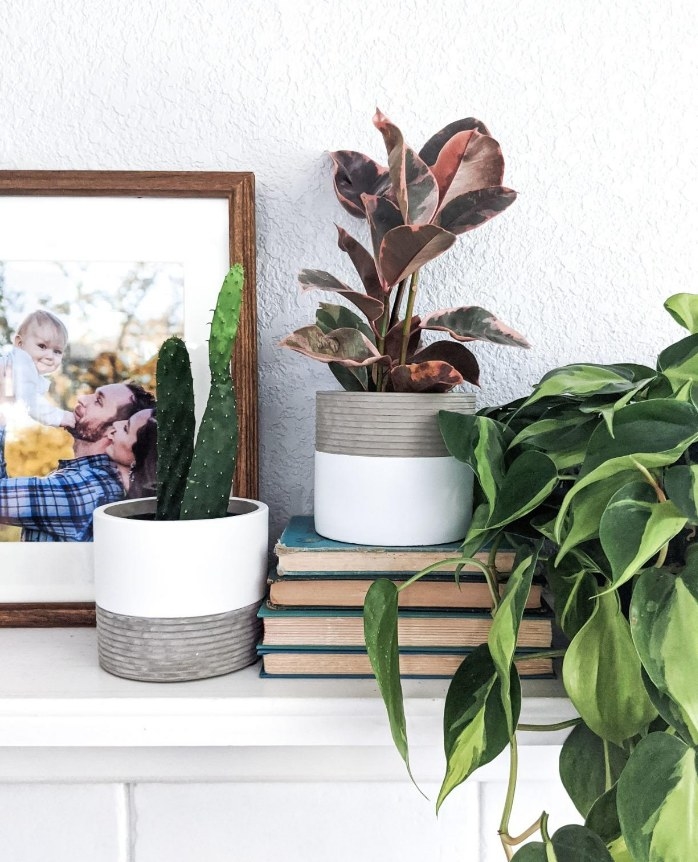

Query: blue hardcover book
[[274, 515, 515, 574]]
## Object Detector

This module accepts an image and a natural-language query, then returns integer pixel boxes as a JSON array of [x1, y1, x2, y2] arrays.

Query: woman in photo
[[106, 408, 158, 500]]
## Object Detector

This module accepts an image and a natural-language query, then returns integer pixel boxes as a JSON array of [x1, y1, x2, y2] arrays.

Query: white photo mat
[[0, 196, 230, 601]]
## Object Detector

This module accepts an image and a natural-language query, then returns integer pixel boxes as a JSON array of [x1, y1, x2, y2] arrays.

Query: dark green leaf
[[521, 364, 638, 410], [584, 783, 622, 845], [485, 451, 558, 530], [544, 558, 598, 639], [657, 332, 698, 390], [599, 481, 687, 590], [664, 465, 698, 523], [437, 644, 520, 811], [560, 724, 628, 817], [511, 826, 614, 862], [641, 668, 694, 745], [363, 580, 410, 771]]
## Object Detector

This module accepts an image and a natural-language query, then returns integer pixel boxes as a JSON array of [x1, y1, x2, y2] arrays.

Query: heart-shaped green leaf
[[664, 465, 698, 523], [641, 667, 695, 745], [485, 451, 558, 530], [630, 561, 698, 744], [599, 481, 687, 590], [521, 364, 638, 410], [617, 732, 698, 862], [563, 591, 657, 744], [560, 723, 628, 817], [363, 580, 410, 773], [545, 558, 598, 640], [437, 644, 519, 811], [664, 292, 698, 333], [511, 826, 614, 861], [657, 333, 698, 390]]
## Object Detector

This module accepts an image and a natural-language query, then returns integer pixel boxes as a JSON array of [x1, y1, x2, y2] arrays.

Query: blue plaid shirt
[[0, 426, 124, 542]]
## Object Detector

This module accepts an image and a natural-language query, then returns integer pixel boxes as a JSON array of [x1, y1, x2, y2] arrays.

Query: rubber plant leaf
[[315, 302, 374, 341], [373, 108, 440, 225], [299, 269, 385, 323], [421, 306, 530, 348], [279, 325, 387, 366], [335, 226, 384, 299], [562, 590, 657, 745], [378, 223, 457, 287], [418, 117, 491, 166], [437, 186, 517, 235], [408, 340, 480, 386], [487, 547, 539, 735], [664, 292, 698, 333], [383, 316, 421, 363], [429, 129, 505, 207], [437, 643, 520, 812], [559, 723, 628, 817], [390, 359, 463, 393], [363, 579, 412, 778], [630, 558, 698, 744], [617, 732, 698, 862], [329, 150, 391, 218], [599, 480, 686, 590], [363, 193, 405, 277]]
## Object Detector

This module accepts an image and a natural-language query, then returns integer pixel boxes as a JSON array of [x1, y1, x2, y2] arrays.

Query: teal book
[[257, 644, 554, 679], [274, 515, 515, 574], [257, 602, 553, 650]]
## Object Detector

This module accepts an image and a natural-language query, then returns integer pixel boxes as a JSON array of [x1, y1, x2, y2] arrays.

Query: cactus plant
[[155, 264, 243, 521]]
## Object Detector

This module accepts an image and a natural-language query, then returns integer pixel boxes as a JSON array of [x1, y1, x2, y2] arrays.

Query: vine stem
[[632, 458, 670, 567], [399, 270, 420, 366], [395, 556, 502, 612], [517, 717, 581, 733], [498, 735, 519, 844]]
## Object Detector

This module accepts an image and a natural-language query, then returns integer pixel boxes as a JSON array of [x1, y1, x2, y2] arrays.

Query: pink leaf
[[373, 109, 439, 225], [419, 118, 491, 166], [378, 224, 456, 287], [280, 325, 388, 367], [330, 150, 391, 218], [299, 269, 385, 322], [421, 307, 530, 348], [431, 130, 506, 208], [363, 194, 404, 286], [390, 360, 464, 393]]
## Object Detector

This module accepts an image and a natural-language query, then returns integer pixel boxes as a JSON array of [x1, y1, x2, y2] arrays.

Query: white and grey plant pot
[[92, 497, 268, 682], [314, 391, 475, 546]]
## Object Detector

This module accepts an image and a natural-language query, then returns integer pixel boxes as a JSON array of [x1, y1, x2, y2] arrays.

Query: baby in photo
[[1, 309, 74, 428]]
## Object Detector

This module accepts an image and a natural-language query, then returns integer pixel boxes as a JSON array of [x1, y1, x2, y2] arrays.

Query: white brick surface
[[0, 784, 126, 862]]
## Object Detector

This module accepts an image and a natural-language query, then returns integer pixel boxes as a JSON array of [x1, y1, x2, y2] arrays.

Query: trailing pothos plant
[[364, 292, 698, 861], [280, 109, 529, 393]]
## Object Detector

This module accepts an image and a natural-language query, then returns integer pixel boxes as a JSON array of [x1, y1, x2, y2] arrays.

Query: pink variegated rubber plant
[[280, 110, 529, 393]]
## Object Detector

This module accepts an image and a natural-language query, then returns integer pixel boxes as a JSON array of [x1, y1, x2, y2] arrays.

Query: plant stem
[[388, 278, 408, 332], [632, 459, 667, 502], [603, 739, 612, 791], [515, 649, 566, 662], [517, 718, 581, 733], [498, 735, 519, 843], [500, 815, 544, 856], [399, 270, 420, 366]]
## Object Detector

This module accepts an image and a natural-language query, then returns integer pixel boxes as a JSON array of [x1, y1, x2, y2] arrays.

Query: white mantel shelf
[[0, 628, 578, 784]]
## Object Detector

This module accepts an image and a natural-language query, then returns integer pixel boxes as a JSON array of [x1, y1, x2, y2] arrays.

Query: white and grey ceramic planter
[[314, 392, 475, 546], [92, 497, 268, 682]]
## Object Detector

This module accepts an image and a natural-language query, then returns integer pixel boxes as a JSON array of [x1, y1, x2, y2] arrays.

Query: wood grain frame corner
[[0, 171, 258, 627]]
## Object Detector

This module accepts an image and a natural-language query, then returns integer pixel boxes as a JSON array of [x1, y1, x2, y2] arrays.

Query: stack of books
[[257, 516, 554, 678]]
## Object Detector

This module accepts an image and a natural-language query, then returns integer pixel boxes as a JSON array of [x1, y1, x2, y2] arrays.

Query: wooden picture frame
[[0, 171, 258, 626]]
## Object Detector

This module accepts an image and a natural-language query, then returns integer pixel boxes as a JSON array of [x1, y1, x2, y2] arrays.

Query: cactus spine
[[179, 264, 243, 520], [155, 336, 195, 520]]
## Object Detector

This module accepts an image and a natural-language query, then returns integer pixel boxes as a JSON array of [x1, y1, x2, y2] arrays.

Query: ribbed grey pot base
[[96, 603, 262, 682]]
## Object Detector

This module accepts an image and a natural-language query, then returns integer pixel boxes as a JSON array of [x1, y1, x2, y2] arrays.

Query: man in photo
[[0, 382, 155, 542]]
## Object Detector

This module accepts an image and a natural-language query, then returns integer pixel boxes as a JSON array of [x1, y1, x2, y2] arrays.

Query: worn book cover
[[275, 515, 516, 574]]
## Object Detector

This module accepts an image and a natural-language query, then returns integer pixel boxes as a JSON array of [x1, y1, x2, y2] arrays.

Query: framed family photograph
[[0, 171, 257, 626]]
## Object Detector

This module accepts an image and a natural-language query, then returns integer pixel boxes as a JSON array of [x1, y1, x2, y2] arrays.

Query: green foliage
[[363, 293, 698, 858], [156, 265, 244, 521]]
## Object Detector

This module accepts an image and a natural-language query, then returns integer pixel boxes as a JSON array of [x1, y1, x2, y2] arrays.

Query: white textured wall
[[2, 0, 697, 540]]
